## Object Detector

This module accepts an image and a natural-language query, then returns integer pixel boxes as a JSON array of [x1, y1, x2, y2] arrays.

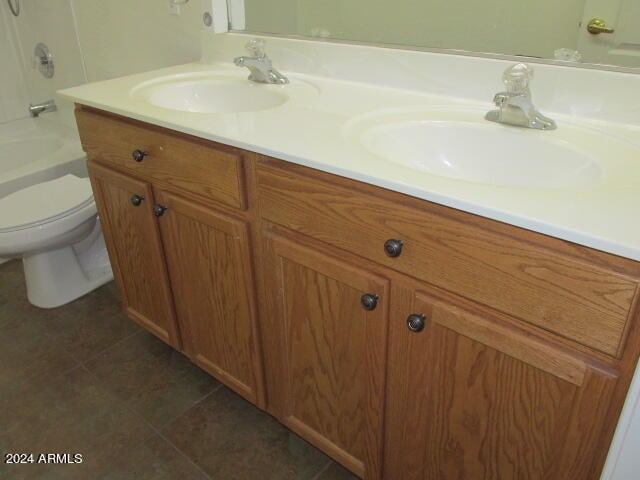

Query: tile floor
[[0, 260, 357, 480]]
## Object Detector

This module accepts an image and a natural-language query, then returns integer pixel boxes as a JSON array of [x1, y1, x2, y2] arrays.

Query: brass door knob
[[587, 18, 614, 35]]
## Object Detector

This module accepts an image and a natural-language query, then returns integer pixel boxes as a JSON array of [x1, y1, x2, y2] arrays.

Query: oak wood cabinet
[[156, 189, 264, 404], [255, 159, 640, 479], [261, 233, 389, 478], [88, 162, 181, 349], [385, 282, 620, 479], [78, 107, 265, 407], [76, 106, 640, 480]]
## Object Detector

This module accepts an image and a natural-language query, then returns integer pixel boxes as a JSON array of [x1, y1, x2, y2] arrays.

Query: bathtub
[[0, 116, 87, 199]]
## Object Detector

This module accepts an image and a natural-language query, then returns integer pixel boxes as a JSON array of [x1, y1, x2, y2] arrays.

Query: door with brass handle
[[587, 18, 614, 35]]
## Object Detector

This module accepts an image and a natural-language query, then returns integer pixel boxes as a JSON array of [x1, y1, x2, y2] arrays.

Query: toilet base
[[23, 247, 113, 308], [22, 220, 113, 309]]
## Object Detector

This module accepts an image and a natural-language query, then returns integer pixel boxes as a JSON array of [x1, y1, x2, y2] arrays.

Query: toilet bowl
[[0, 174, 113, 308]]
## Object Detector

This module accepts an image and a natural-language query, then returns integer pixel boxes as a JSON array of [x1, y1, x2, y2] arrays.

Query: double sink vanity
[[60, 33, 640, 479]]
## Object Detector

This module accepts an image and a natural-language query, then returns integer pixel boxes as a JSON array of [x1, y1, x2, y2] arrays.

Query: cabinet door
[[385, 286, 620, 480], [87, 162, 181, 348], [155, 190, 264, 406], [263, 234, 389, 479]]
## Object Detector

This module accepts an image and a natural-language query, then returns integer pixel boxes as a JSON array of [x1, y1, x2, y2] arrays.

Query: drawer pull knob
[[407, 314, 427, 333], [361, 293, 379, 311], [153, 204, 168, 217], [384, 239, 404, 258], [130, 194, 144, 206], [132, 149, 148, 162]]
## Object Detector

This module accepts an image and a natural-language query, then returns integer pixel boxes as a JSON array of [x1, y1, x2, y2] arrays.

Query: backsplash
[[203, 32, 640, 127]]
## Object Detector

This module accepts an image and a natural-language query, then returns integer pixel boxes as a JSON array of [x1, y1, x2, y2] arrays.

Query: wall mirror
[[229, 0, 640, 71]]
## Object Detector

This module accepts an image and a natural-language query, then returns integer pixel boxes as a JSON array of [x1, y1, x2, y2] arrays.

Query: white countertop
[[58, 34, 640, 262]]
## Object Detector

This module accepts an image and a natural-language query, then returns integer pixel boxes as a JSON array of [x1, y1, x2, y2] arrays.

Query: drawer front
[[76, 108, 246, 210], [257, 162, 638, 356]]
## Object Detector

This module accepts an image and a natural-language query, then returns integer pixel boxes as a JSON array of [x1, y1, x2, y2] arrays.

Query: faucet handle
[[246, 38, 267, 59], [502, 63, 533, 95]]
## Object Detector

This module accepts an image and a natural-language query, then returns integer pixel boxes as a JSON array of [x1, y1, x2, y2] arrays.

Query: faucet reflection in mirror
[[486, 64, 556, 131]]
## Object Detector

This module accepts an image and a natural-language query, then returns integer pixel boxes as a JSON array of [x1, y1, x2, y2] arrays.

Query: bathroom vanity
[[62, 33, 640, 480], [72, 104, 640, 480]]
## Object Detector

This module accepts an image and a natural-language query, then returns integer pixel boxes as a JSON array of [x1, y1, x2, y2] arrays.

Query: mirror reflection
[[239, 0, 640, 68]]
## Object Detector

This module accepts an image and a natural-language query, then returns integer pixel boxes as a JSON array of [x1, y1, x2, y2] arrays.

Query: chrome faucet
[[234, 39, 289, 85], [29, 99, 57, 117], [485, 63, 556, 130]]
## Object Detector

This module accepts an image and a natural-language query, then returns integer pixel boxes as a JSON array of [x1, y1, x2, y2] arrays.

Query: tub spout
[[29, 100, 57, 118]]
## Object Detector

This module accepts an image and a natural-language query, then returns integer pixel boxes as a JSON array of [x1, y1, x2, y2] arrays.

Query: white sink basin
[[130, 72, 316, 114], [345, 108, 631, 188]]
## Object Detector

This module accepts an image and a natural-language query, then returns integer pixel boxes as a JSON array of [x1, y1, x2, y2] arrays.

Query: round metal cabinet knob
[[153, 204, 168, 217], [384, 239, 404, 258], [407, 314, 427, 333], [130, 194, 144, 206], [132, 149, 148, 162], [360, 293, 379, 311]]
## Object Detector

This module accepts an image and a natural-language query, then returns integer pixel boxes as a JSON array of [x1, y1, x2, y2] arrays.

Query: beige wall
[[5, 0, 203, 124], [70, 0, 202, 82], [7, 0, 202, 91], [11, 0, 85, 109], [0, 4, 28, 122], [244, 0, 586, 59]]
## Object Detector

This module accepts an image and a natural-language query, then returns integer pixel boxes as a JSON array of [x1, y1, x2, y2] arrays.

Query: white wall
[[0, 4, 28, 123]]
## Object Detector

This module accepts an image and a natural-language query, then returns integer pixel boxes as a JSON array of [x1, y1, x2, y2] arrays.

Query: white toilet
[[0, 174, 113, 308]]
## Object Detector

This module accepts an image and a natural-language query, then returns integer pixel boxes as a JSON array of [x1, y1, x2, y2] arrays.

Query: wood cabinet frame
[[77, 105, 640, 480]]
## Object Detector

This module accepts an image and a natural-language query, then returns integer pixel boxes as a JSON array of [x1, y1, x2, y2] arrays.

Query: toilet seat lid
[[0, 175, 94, 232]]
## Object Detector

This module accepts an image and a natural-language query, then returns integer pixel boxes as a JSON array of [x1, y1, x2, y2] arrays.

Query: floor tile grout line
[[76, 327, 145, 366], [78, 337, 224, 429], [309, 459, 334, 480], [2, 269, 337, 480], [29, 305, 144, 366], [153, 427, 215, 480], [150, 385, 227, 480], [154, 382, 224, 432], [16, 354, 84, 391], [77, 363, 161, 436], [77, 363, 217, 480], [2, 271, 213, 479]]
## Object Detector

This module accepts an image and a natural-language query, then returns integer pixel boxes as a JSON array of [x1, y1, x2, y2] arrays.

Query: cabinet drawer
[[76, 107, 246, 210], [257, 162, 639, 357]]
